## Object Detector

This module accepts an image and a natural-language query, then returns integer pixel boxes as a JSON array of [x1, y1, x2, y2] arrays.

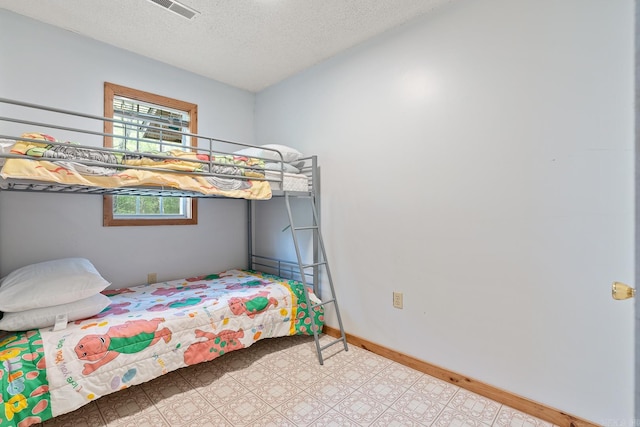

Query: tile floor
[[39, 334, 556, 427]]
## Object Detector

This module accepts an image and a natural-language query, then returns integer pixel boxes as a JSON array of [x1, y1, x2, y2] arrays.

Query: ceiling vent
[[147, 0, 200, 20]]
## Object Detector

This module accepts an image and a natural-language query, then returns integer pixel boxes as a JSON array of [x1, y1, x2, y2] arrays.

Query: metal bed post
[[312, 156, 320, 296], [247, 200, 253, 271]]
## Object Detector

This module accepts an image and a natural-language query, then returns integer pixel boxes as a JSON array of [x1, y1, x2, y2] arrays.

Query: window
[[103, 82, 198, 226]]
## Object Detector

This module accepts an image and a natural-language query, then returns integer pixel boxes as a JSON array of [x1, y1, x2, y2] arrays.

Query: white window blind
[[111, 95, 192, 219]]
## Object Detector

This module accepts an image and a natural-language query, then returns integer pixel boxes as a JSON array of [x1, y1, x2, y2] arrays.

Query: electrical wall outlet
[[147, 273, 157, 284], [393, 291, 403, 309]]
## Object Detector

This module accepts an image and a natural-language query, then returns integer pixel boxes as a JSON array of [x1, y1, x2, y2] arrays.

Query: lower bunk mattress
[[0, 269, 323, 427]]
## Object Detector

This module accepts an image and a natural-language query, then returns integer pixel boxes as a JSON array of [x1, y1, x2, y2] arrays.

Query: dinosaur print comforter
[[0, 269, 323, 426], [0, 134, 272, 199]]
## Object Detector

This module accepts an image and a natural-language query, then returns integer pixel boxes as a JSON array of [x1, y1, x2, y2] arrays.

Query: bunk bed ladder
[[284, 192, 348, 365]]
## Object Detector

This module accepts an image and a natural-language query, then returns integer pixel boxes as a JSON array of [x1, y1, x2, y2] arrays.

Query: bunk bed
[[0, 98, 347, 427]]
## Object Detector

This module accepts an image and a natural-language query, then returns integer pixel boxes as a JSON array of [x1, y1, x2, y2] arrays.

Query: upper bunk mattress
[[266, 170, 310, 192], [0, 136, 272, 200]]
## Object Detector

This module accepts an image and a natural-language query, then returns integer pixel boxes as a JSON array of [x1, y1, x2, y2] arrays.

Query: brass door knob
[[612, 282, 635, 300]]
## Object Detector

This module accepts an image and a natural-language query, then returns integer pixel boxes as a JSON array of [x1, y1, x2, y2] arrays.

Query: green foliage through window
[[113, 195, 182, 216]]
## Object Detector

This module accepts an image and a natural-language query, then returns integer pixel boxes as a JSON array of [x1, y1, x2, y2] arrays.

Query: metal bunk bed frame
[[0, 97, 348, 364]]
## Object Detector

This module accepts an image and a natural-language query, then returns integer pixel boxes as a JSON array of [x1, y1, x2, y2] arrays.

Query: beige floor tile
[[153, 390, 215, 425], [95, 386, 158, 425], [433, 407, 492, 427], [260, 351, 301, 371], [193, 375, 250, 407], [288, 336, 351, 366], [141, 370, 194, 405], [360, 374, 410, 403], [234, 339, 279, 363], [329, 361, 378, 387], [333, 390, 388, 425], [104, 410, 169, 427], [375, 362, 424, 386], [267, 335, 310, 353], [286, 341, 324, 359], [240, 409, 296, 427], [275, 390, 330, 426], [370, 407, 428, 427], [318, 348, 356, 368], [493, 406, 553, 427], [307, 409, 361, 427], [231, 342, 270, 362], [391, 389, 446, 424], [178, 361, 234, 388], [280, 360, 331, 385], [304, 375, 356, 406], [250, 378, 304, 406], [350, 350, 392, 374], [42, 401, 106, 427], [183, 408, 234, 427], [259, 347, 302, 368], [217, 350, 263, 374], [230, 363, 283, 388], [311, 337, 351, 358], [410, 375, 460, 405], [215, 390, 273, 425], [447, 389, 501, 425]]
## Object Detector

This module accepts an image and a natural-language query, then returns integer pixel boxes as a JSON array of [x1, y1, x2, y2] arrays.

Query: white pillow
[[0, 293, 111, 331], [0, 139, 14, 152], [235, 144, 303, 164], [0, 258, 111, 312], [0, 139, 14, 167], [264, 162, 300, 174], [261, 144, 303, 163]]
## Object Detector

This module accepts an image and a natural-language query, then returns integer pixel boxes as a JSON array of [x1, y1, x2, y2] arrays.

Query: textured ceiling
[[0, 0, 451, 92]]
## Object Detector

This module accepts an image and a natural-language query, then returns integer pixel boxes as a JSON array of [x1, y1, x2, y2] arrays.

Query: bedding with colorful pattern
[[0, 269, 323, 426], [0, 134, 272, 199]]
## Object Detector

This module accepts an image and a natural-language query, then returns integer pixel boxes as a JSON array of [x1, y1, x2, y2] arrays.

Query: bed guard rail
[[249, 254, 319, 295], [0, 97, 316, 198]]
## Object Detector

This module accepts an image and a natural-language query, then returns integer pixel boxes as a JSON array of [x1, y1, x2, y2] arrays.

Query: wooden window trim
[[103, 82, 199, 227]]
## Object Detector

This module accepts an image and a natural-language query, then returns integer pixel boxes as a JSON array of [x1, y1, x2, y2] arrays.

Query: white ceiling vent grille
[[147, 0, 199, 20]]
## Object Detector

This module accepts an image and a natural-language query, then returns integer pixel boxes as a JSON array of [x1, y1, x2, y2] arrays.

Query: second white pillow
[[0, 293, 111, 331], [0, 258, 111, 312]]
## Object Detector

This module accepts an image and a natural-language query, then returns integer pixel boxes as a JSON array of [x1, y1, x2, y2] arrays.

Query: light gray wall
[[255, 0, 634, 422], [636, 0, 640, 418], [0, 10, 255, 287]]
